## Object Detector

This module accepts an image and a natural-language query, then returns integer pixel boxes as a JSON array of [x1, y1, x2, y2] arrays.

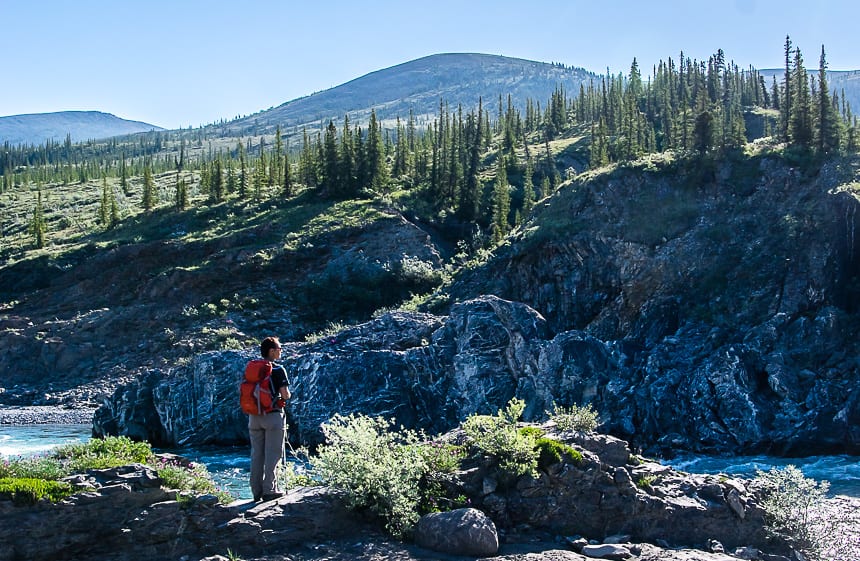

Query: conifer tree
[[239, 143, 248, 199], [175, 172, 188, 211], [322, 119, 339, 197], [459, 102, 482, 222], [367, 109, 388, 191], [817, 45, 842, 154], [119, 153, 130, 195], [781, 35, 793, 142], [31, 189, 46, 248], [521, 157, 536, 217], [210, 159, 224, 203], [99, 176, 110, 226], [790, 47, 813, 148], [491, 152, 511, 243]]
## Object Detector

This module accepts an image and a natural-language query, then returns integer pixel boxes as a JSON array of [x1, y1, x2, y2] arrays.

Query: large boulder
[[415, 507, 499, 556]]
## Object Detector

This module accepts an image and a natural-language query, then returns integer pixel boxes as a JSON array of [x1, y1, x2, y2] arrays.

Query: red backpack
[[240, 359, 276, 415]]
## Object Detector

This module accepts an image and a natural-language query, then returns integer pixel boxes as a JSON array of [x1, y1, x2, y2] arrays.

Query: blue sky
[[3, 0, 858, 129]]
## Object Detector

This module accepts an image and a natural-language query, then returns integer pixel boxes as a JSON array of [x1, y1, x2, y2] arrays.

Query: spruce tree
[[781, 35, 793, 142], [521, 157, 536, 217], [367, 109, 388, 191], [817, 45, 841, 154], [322, 119, 339, 197], [99, 176, 110, 226], [210, 159, 224, 203], [491, 152, 511, 243], [790, 47, 813, 148], [31, 189, 46, 248]]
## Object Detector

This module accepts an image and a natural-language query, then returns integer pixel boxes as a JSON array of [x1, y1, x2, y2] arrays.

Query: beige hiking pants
[[248, 409, 286, 498]]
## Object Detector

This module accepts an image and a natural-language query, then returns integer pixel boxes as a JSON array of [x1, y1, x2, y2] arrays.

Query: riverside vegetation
[[0, 435, 230, 505]]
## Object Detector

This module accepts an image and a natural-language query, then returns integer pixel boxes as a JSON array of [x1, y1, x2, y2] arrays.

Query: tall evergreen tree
[[781, 35, 793, 142], [367, 109, 388, 191], [790, 47, 813, 148], [817, 45, 841, 154], [175, 172, 188, 211], [210, 159, 224, 203], [322, 119, 339, 197], [491, 152, 511, 243], [99, 176, 110, 226], [31, 189, 46, 248]]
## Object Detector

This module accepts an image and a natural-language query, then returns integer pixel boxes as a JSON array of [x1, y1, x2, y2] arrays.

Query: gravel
[[0, 406, 96, 425]]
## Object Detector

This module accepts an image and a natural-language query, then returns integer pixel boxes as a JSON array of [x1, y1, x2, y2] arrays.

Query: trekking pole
[[282, 436, 289, 493]]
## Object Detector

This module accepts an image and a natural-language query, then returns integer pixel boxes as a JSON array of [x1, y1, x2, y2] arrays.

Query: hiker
[[247, 336, 291, 501]]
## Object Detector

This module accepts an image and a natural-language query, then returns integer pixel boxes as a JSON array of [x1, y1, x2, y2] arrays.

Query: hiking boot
[[261, 492, 284, 501]]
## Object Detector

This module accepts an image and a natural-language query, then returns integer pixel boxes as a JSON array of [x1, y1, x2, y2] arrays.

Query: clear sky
[[3, 0, 858, 130]]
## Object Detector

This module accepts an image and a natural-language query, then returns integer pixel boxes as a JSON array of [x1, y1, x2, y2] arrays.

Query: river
[[2, 423, 859, 499]]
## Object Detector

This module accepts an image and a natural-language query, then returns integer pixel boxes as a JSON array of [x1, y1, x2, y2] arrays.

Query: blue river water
[[2, 423, 859, 499]]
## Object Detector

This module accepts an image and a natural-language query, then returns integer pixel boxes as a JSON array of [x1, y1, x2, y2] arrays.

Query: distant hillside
[[0, 111, 162, 146], [221, 53, 596, 135], [758, 69, 860, 116]]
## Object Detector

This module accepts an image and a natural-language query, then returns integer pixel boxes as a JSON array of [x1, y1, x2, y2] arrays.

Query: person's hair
[[260, 336, 280, 358]]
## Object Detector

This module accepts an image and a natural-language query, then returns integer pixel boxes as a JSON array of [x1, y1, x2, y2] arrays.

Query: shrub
[[548, 402, 599, 433], [0, 477, 74, 505], [755, 465, 860, 561], [462, 398, 538, 479], [314, 414, 427, 539], [418, 442, 467, 474], [155, 457, 232, 503]]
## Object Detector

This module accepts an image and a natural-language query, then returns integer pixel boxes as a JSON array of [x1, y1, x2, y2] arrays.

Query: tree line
[[3, 38, 859, 250]]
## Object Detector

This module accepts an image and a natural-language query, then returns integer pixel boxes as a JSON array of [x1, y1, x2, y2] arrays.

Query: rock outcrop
[[95, 292, 860, 456]]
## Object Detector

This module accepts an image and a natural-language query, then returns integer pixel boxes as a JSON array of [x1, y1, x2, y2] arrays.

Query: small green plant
[[304, 321, 348, 344], [155, 457, 232, 504], [548, 402, 599, 433], [462, 398, 539, 479], [0, 477, 75, 505], [636, 475, 658, 489], [225, 548, 243, 561], [279, 461, 315, 489]]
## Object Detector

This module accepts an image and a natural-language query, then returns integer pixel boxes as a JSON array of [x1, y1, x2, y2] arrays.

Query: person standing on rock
[[248, 336, 291, 501]]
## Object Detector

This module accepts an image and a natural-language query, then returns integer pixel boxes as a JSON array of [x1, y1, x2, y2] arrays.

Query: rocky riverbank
[[4, 419, 859, 561], [0, 405, 95, 425], [0, 428, 790, 561]]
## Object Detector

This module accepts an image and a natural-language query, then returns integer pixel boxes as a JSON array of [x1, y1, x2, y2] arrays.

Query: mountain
[[219, 53, 596, 136], [0, 110, 162, 146]]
